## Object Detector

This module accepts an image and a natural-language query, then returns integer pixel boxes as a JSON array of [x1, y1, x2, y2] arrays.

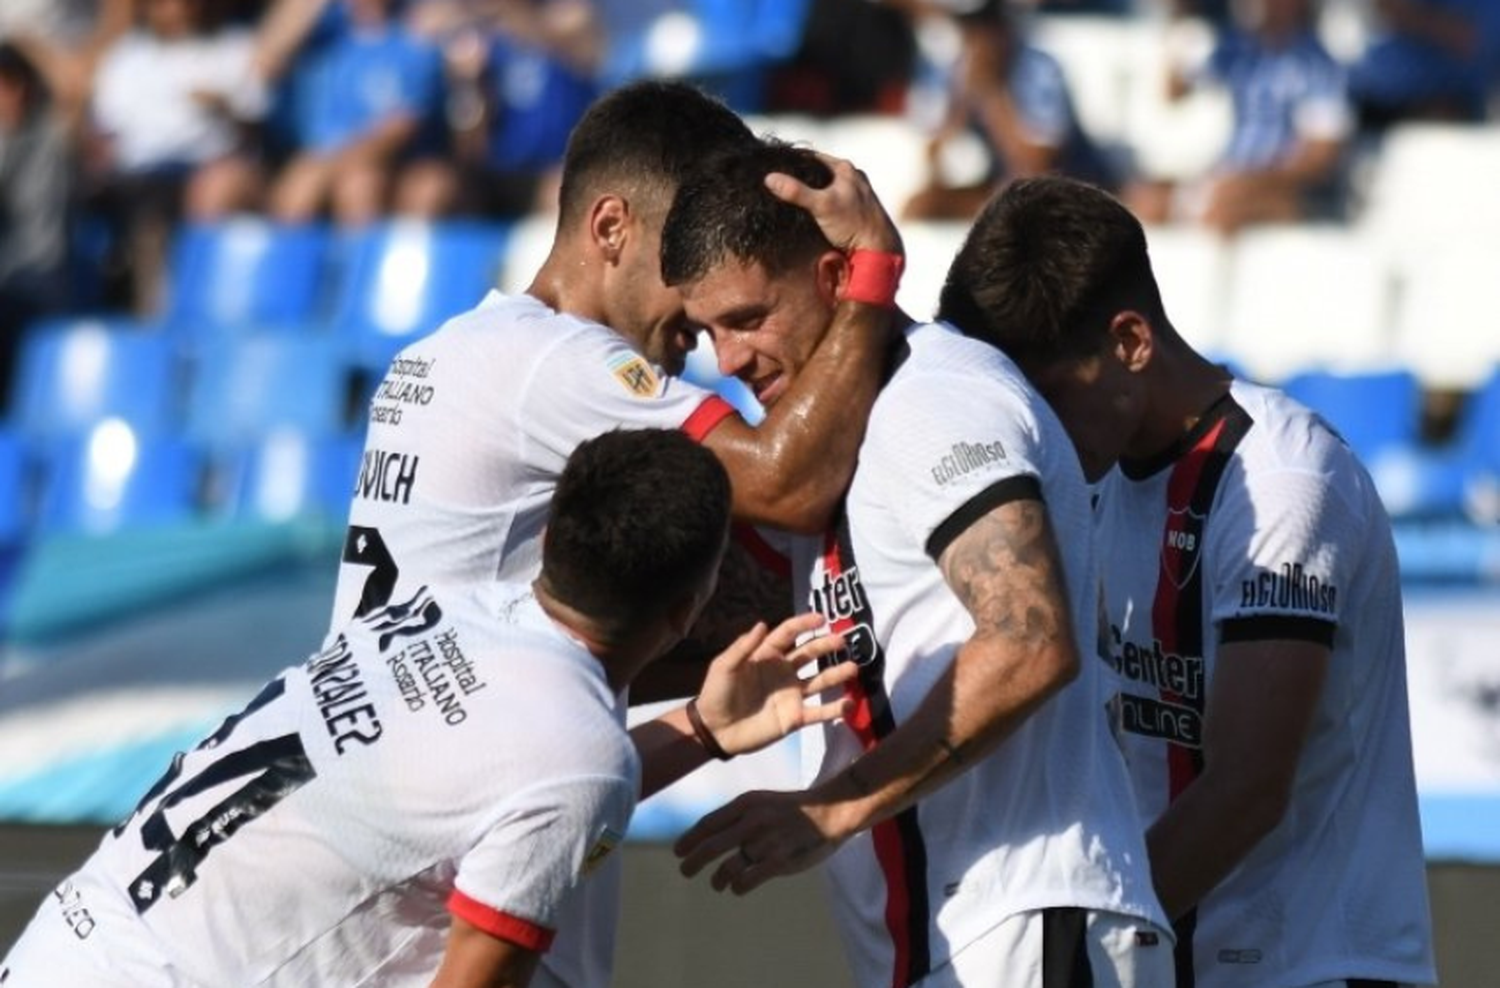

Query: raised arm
[[675, 492, 1080, 893], [700, 156, 905, 533], [633, 613, 855, 799]]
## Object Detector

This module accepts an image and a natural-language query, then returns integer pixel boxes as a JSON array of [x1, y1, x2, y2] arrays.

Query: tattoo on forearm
[[939, 501, 1066, 649]]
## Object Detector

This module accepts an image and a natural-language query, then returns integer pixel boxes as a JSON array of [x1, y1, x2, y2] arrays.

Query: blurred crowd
[[1, 0, 1497, 342]]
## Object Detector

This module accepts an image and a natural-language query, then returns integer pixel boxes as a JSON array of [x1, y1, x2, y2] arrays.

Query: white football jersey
[[1094, 379, 1435, 987], [1, 584, 638, 988], [333, 290, 733, 625], [783, 322, 1166, 988]]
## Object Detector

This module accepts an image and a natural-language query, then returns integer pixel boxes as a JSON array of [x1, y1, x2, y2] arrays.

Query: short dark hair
[[542, 428, 731, 632], [661, 141, 834, 287], [937, 176, 1171, 368], [556, 80, 756, 228]]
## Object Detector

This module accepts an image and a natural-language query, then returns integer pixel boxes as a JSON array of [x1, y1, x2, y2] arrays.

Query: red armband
[[838, 250, 905, 307]]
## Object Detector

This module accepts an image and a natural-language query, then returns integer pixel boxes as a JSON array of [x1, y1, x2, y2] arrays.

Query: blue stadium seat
[[329, 220, 510, 372], [1282, 369, 1422, 464], [11, 321, 180, 446], [161, 219, 332, 348], [218, 429, 363, 524], [35, 424, 202, 536], [183, 336, 349, 453], [0, 429, 31, 545]]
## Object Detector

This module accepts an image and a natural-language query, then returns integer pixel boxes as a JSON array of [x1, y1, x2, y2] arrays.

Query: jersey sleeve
[[1206, 452, 1365, 647], [450, 774, 636, 952], [865, 373, 1045, 561], [520, 329, 736, 462]]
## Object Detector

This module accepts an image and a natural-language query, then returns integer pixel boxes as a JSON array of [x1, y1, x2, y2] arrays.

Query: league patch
[[581, 825, 624, 876], [609, 354, 659, 398]]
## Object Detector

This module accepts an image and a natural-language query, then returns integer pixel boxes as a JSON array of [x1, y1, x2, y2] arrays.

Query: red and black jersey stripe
[[1147, 395, 1252, 987], [820, 515, 932, 988]]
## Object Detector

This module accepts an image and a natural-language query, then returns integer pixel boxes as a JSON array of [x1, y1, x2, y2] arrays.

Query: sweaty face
[[1026, 354, 1140, 483], [612, 218, 697, 376], [679, 257, 834, 409]]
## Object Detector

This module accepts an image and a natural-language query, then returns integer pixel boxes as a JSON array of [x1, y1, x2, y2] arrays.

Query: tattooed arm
[[674, 493, 1081, 893]]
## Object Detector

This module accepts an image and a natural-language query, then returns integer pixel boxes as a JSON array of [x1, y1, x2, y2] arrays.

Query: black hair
[[937, 176, 1171, 368], [556, 80, 757, 228], [660, 141, 834, 287], [542, 428, 731, 632]]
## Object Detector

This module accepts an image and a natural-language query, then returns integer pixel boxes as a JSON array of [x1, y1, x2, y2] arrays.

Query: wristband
[[685, 697, 733, 761], [839, 250, 905, 307]]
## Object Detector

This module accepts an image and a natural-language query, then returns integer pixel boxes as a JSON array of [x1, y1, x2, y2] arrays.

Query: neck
[[1129, 344, 1234, 462], [532, 580, 647, 693], [528, 242, 616, 332]]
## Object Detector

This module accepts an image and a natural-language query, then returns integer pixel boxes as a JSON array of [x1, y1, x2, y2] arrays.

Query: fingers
[[762, 611, 834, 656], [675, 799, 750, 877], [713, 621, 769, 672], [801, 659, 858, 696]]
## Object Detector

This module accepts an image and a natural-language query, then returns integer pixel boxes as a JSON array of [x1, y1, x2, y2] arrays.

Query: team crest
[[581, 825, 624, 877], [1160, 506, 1206, 589], [609, 354, 659, 398]]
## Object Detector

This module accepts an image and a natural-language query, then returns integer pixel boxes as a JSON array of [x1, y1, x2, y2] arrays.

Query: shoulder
[[1225, 382, 1379, 514]]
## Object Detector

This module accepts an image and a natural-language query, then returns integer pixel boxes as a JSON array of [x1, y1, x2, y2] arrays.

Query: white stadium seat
[[1142, 224, 1231, 358], [1219, 224, 1395, 382], [895, 221, 969, 323], [1391, 244, 1500, 390]]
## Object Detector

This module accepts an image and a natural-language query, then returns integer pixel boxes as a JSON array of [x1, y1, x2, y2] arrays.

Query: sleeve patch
[[581, 824, 625, 877], [448, 890, 556, 953], [609, 354, 661, 397]]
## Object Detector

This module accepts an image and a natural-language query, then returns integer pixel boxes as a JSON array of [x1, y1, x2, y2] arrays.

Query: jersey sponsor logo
[[930, 439, 1007, 486], [50, 880, 96, 940], [1104, 625, 1206, 747], [306, 636, 385, 754], [608, 353, 659, 397], [385, 626, 487, 726], [1104, 625, 1206, 702], [355, 449, 419, 504], [1160, 506, 1206, 589], [582, 825, 625, 876], [807, 565, 878, 666], [1119, 694, 1202, 748], [1239, 563, 1338, 615], [370, 356, 437, 425]]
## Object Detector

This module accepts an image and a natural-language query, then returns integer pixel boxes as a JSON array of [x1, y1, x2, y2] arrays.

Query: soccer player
[[0, 429, 856, 988], [335, 78, 902, 626], [937, 175, 1435, 987], [665, 144, 1172, 988]]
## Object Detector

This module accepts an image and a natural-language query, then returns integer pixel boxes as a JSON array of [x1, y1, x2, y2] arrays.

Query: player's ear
[[1108, 310, 1153, 373], [816, 249, 847, 305], [588, 195, 629, 261]]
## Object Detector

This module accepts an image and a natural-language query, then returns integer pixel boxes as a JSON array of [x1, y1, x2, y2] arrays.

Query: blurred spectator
[[0, 0, 132, 123], [0, 42, 72, 399], [266, 0, 447, 225], [1124, 0, 1352, 235], [85, 0, 268, 313], [1348, 0, 1500, 130], [902, 0, 1117, 221], [396, 0, 601, 218], [766, 0, 919, 115]]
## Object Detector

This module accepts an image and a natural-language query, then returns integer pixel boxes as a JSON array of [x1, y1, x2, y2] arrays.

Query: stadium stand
[[1218, 224, 1394, 382], [161, 219, 333, 350], [33, 425, 201, 537], [328, 219, 511, 373]]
